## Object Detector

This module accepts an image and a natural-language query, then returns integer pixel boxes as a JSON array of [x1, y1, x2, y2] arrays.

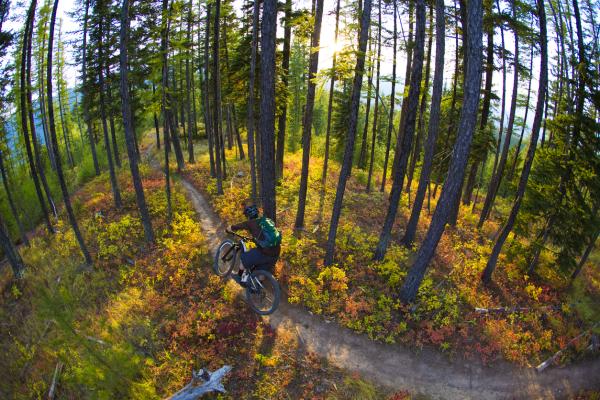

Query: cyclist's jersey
[[231, 218, 281, 258]]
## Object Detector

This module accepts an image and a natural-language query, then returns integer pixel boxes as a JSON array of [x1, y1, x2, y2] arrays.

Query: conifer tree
[[120, 0, 154, 243], [47, 0, 92, 264], [324, 0, 372, 265], [400, 0, 482, 303]]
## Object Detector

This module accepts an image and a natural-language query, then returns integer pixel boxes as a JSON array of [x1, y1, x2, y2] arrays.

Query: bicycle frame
[[222, 229, 252, 264]]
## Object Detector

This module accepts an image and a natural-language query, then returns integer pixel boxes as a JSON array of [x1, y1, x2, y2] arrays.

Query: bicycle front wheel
[[245, 270, 280, 315], [214, 240, 237, 277]]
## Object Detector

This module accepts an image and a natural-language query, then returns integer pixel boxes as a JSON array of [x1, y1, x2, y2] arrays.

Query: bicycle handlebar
[[225, 228, 253, 242]]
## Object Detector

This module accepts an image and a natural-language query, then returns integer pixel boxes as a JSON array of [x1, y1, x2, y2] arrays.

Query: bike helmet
[[243, 204, 259, 219]]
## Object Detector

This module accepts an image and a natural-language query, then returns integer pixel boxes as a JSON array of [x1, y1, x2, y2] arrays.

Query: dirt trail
[[143, 144, 600, 400]]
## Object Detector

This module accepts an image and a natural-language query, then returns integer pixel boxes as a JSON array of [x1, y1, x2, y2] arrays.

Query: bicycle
[[214, 229, 281, 315]]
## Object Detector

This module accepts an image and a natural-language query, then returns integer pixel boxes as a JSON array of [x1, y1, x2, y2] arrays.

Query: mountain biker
[[229, 203, 281, 284]]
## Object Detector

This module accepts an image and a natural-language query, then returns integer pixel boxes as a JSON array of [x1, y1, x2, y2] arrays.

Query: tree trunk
[[81, 0, 100, 176], [435, 5, 459, 187], [319, 0, 341, 208], [98, 16, 122, 208], [366, 0, 381, 192], [380, 0, 400, 192], [0, 213, 25, 279], [26, 4, 58, 219], [507, 45, 534, 181], [231, 105, 244, 160], [212, 0, 224, 194], [160, 0, 176, 224], [246, 0, 258, 201], [478, 0, 519, 227], [102, 22, 121, 168], [73, 95, 86, 153], [571, 229, 599, 280], [47, 0, 92, 264], [258, 0, 278, 220], [105, 66, 121, 168], [324, 0, 372, 265], [464, 15, 494, 206], [120, 0, 154, 243], [276, 0, 292, 179], [37, 29, 57, 171], [186, 0, 195, 163], [358, 37, 374, 170], [203, 4, 216, 178], [401, 0, 445, 247], [152, 83, 161, 149], [406, 4, 433, 202], [59, 99, 74, 168], [20, 0, 54, 234], [482, 0, 547, 284], [0, 150, 28, 246], [295, 0, 324, 230], [374, 0, 426, 260], [399, 0, 482, 303]]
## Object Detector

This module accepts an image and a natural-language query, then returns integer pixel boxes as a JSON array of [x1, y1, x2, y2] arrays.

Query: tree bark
[[105, 64, 121, 168], [276, 0, 292, 179], [399, 0, 482, 303], [478, 0, 519, 227], [27, 3, 58, 219], [56, 27, 74, 168], [258, 0, 278, 220], [212, 0, 224, 194], [47, 0, 92, 264], [20, 0, 54, 234], [97, 14, 122, 208], [203, 3, 216, 177], [120, 0, 154, 243], [186, 0, 195, 163], [0, 213, 25, 279], [37, 28, 57, 171], [358, 37, 374, 170], [324, 0, 372, 265], [374, 0, 426, 260], [366, 0, 381, 192], [482, 0, 547, 284], [464, 12, 494, 206], [380, 0, 400, 192], [81, 0, 100, 176], [152, 82, 161, 149], [319, 0, 341, 205], [0, 150, 28, 246], [401, 0, 445, 247], [295, 0, 324, 230], [246, 0, 258, 201], [406, 4, 433, 202], [160, 0, 174, 224], [571, 229, 599, 280], [507, 45, 534, 181]]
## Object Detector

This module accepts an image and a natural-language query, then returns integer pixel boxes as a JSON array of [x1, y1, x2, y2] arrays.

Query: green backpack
[[256, 216, 282, 248]]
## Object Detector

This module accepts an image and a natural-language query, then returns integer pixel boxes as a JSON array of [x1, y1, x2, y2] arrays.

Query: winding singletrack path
[[144, 144, 600, 400]]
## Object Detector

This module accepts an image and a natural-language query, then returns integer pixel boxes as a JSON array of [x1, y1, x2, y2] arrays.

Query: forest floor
[[141, 133, 600, 400], [0, 157, 397, 399]]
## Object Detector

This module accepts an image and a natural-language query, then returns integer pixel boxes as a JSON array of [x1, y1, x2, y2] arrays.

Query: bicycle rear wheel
[[245, 270, 280, 315], [214, 240, 237, 277]]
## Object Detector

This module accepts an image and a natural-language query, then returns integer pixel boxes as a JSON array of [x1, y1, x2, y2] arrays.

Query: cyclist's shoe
[[241, 271, 249, 283]]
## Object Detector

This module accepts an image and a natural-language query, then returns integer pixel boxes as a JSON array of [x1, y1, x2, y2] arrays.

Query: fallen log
[[475, 306, 561, 314], [536, 321, 600, 373], [165, 365, 232, 400], [48, 361, 64, 400]]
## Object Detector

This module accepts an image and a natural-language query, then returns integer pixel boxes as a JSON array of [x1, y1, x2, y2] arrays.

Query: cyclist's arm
[[230, 221, 250, 231]]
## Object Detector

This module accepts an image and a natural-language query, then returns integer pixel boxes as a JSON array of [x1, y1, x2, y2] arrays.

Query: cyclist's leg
[[255, 257, 277, 273], [241, 249, 277, 273], [240, 248, 262, 271]]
